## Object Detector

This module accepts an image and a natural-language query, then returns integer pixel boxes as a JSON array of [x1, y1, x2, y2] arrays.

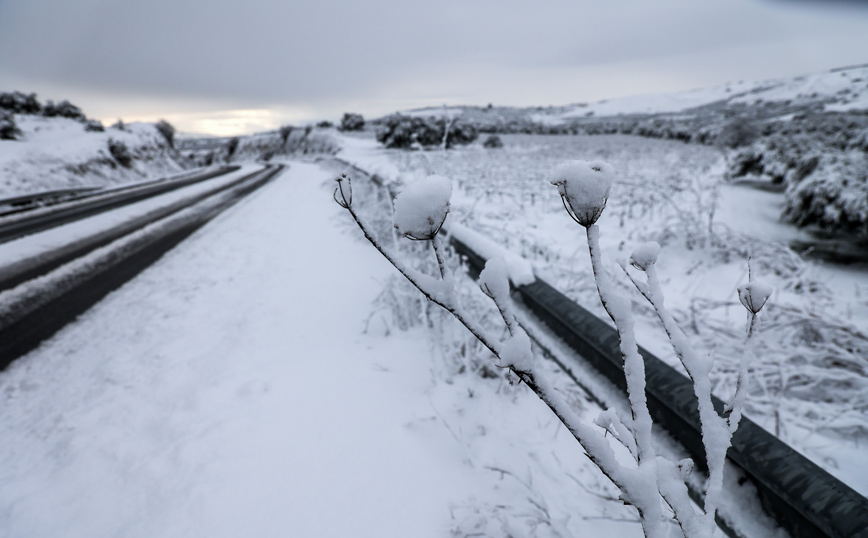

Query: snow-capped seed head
[[393, 174, 452, 240], [737, 281, 773, 314], [333, 173, 352, 208], [550, 160, 615, 227], [479, 257, 510, 301], [630, 242, 661, 271], [677, 458, 694, 481]]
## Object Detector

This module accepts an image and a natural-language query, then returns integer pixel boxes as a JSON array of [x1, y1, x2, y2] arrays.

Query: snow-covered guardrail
[[335, 156, 868, 538]]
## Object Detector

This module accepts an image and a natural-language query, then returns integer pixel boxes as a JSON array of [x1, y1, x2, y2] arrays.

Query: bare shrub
[[108, 139, 133, 168], [483, 135, 504, 148], [155, 119, 175, 149], [0, 111, 21, 140], [225, 136, 240, 162], [279, 125, 294, 146], [84, 119, 104, 132], [0, 91, 41, 114], [42, 100, 85, 120], [340, 112, 365, 131]]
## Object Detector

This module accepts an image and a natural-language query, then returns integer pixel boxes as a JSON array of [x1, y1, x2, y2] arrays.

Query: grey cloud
[[1, 0, 867, 127]]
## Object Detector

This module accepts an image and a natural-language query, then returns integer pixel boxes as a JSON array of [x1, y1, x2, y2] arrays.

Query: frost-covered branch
[[552, 160, 772, 538], [617, 241, 771, 536], [338, 158, 772, 538], [335, 171, 669, 538]]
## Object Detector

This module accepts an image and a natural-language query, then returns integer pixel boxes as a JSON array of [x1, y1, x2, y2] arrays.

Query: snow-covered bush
[[0, 111, 21, 140], [225, 136, 240, 162], [0, 91, 41, 114], [716, 117, 759, 149], [375, 114, 478, 149], [84, 119, 104, 132], [108, 139, 133, 168], [339, 112, 365, 132], [335, 162, 771, 538], [783, 152, 868, 236], [42, 99, 85, 120], [483, 134, 504, 148], [279, 125, 293, 146], [111, 119, 125, 131], [155, 119, 175, 149]]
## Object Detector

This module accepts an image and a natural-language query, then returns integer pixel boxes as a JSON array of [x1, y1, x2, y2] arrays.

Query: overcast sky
[[1, 0, 867, 135]]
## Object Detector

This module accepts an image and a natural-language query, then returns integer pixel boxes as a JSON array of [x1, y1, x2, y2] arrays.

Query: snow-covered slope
[[0, 115, 188, 198], [392, 64, 868, 127]]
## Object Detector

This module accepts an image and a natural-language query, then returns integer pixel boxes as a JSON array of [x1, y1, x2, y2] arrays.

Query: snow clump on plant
[[738, 281, 773, 314], [550, 160, 615, 227], [478, 257, 510, 301], [630, 242, 661, 271], [393, 174, 452, 240]]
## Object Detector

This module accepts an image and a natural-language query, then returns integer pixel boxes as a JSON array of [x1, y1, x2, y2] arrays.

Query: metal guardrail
[[449, 237, 868, 538], [335, 156, 868, 538], [0, 187, 103, 210]]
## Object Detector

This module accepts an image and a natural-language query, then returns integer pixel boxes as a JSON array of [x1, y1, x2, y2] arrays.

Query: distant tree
[[317, 120, 333, 128], [42, 99, 86, 120], [202, 151, 215, 166], [446, 120, 478, 148], [0, 91, 41, 114], [375, 114, 477, 150], [111, 119, 125, 131], [279, 125, 294, 146], [0, 111, 21, 140], [108, 139, 133, 168], [155, 119, 176, 149], [84, 119, 104, 132], [225, 136, 240, 162], [339, 113, 365, 131]]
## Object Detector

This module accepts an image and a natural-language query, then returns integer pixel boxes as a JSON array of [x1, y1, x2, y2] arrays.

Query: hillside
[[0, 92, 191, 199]]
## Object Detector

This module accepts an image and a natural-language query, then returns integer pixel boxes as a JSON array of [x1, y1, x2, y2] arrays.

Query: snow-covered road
[[0, 162, 482, 537]]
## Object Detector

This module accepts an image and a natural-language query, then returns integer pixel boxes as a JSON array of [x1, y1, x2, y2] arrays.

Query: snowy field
[[1, 126, 865, 536], [1, 162, 694, 537], [338, 131, 868, 498]]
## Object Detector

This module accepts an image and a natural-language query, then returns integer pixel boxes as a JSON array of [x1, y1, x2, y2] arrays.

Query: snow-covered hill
[[396, 63, 868, 125], [0, 101, 190, 199]]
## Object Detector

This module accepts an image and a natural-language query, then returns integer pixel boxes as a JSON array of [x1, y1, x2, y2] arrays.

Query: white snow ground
[[0, 161, 654, 537]]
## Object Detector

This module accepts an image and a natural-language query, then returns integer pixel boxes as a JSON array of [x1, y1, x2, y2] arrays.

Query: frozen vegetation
[[336, 148, 779, 536], [338, 125, 868, 502]]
